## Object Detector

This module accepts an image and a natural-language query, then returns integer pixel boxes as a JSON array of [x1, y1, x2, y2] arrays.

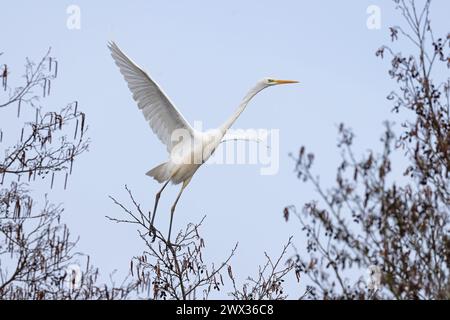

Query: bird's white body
[[108, 41, 298, 240], [148, 129, 224, 184]]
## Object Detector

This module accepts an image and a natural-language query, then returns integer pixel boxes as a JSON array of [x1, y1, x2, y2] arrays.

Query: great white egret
[[108, 41, 298, 241]]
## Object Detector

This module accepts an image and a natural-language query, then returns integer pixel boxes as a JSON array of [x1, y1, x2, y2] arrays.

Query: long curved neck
[[220, 82, 266, 133]]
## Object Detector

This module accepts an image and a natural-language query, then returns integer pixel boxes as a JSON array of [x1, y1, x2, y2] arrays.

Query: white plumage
[[108, 41, 298, 241], [108, 41, 193, 153]]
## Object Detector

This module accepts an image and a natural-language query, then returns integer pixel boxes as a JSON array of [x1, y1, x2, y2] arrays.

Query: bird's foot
[[149, 225, 157, 242]]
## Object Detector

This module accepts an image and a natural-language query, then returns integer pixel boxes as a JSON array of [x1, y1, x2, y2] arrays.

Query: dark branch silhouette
[[286, 0, 449, 299], [0, 49, 135, 300], [108, 186, 295, 300]]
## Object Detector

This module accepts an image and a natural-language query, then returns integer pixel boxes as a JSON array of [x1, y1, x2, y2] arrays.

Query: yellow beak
[[274, 79, 299, 84]]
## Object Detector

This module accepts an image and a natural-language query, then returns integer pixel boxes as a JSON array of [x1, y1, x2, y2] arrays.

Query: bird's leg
[[150, 180, 170, 238], [167, 178, 191, 243]]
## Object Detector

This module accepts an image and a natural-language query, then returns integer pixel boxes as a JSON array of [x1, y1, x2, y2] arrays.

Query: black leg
[[150, 180, 170, 236], [167, 178, 190, 243]]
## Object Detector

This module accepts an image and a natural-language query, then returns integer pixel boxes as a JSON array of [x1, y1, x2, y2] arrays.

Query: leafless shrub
[[0, 48, 57, 109], [228, 237, 295, 300], [286, 0, 449, 300], [108, 186, 238, 300], [108, 186, 297, 300], [0, 48, 134, 300]]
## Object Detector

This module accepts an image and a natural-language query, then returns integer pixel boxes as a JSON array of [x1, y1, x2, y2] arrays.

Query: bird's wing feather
[[108, 41, 194, 152], [221, 132, 267, 143]]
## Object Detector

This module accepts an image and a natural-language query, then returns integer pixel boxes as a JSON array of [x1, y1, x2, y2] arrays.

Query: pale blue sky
[[1, 0, 449, 298]]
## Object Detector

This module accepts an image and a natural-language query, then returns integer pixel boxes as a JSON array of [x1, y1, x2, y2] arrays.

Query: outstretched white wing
[[108, 41, 194, 152]]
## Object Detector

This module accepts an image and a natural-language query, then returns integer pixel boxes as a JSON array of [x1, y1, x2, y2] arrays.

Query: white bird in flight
[[108, 41, 298, 241]]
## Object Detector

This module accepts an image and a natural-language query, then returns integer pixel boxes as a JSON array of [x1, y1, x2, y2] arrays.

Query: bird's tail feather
[[146, 162, 170, 183]]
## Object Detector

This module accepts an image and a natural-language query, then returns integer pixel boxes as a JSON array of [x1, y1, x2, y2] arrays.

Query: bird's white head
[[262, 77, 299, 87]]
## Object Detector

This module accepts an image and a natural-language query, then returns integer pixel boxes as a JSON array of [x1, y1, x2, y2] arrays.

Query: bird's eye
[[267, 79, 274, 83]]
